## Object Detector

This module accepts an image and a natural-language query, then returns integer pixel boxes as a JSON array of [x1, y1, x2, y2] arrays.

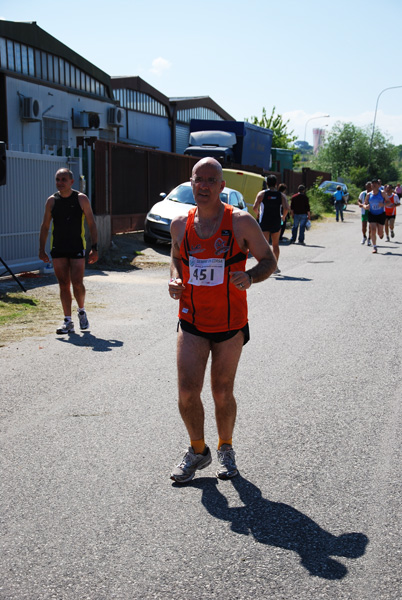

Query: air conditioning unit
[[72, 109, 89, 129], [88, 112, 100, 129], [107, 107, 123, 127], [20, 97, 41, 121]]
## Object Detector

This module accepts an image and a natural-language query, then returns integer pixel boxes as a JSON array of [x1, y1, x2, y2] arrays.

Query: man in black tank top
[[39, 168, 98, 334], [253, 174, 289, 274]]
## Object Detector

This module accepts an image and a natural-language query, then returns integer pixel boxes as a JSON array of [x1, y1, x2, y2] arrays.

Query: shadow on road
[[274, 275, 312, 282], [56, 331, 123, 352], [187, 475, 368, 580]]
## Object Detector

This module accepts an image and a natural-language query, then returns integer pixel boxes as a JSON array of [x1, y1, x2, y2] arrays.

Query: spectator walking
[[290, 185, 311, 245], [39, 168, 98, 333], [333, 185, 346, 222], [278, 183, 290, 241]]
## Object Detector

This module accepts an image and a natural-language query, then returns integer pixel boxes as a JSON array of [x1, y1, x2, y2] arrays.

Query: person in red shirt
[[384, 184, 400, 241], [168, 157, 276, 483]]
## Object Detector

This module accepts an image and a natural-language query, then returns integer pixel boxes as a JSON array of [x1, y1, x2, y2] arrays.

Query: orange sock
[[191, 439, 206, 455], [218, 437, 232, 449]]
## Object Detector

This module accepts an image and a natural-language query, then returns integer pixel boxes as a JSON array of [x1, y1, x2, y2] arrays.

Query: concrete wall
[[6, 76, 118, 152]]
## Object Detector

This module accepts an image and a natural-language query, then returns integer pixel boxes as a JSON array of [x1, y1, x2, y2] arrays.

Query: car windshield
[[320, 182, 344, 192], [167, 185, 196, 205], [167, 185, 239, 207]]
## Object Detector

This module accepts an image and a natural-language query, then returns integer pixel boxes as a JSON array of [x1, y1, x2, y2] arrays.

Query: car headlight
[[146, 213, 172, 225]]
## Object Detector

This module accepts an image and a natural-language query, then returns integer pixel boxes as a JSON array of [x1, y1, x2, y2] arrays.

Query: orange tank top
[[179, 204, 248, 333], [385, 193, 397, 216]]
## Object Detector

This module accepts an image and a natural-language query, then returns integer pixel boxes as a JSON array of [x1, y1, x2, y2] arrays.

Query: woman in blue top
[[363, 179, 387, 254]]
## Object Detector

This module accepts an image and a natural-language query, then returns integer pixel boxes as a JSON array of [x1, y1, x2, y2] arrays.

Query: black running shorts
[[178, 319, 250, 345]]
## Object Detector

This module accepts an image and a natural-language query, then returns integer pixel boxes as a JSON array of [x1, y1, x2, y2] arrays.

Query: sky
[[2, 0, 402, 145]]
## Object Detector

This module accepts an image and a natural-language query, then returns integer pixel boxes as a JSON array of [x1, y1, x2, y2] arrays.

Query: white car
[[144, 181, 247, 243]]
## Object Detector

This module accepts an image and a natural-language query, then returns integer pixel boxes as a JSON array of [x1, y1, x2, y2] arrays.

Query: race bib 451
[[188, 256, 225, 286]]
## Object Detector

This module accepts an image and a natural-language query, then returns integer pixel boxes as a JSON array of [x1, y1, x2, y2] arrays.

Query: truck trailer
[[184, 119, 273, 173]]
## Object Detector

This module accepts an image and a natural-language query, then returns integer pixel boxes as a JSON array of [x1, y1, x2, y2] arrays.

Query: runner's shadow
[[275, 275, 312, 282], [56, 331, 123, 352], [190, 475, 368, 580]]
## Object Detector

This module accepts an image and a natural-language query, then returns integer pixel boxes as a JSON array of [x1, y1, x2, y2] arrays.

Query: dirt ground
[[0, 232, 169, 346]]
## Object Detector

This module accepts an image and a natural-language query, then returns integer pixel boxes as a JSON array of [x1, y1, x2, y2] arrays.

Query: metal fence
[[0, 149, 81, 273]]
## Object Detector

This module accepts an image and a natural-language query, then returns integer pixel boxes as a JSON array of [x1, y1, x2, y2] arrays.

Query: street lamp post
[[304, 114, 330, 143], [369, 85, 402, 172]]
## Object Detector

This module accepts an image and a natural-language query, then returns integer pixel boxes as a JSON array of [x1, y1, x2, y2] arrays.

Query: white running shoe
[[216, 444, 238, 480], [78, 309, 89, 330], [170, 446, 212, 483], [56, 319, 75, 334]]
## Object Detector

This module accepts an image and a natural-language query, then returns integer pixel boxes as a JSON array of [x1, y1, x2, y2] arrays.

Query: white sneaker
[[78, 309, 89, 330], [216, 444, 238, 480], [367, 239, 372, 247], [170, 446, 212, 483], [56, 319, 75, 334], [361, 236, 367, 245]]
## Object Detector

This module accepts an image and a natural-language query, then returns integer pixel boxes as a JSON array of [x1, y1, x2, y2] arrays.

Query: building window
[[59, 58, 64, 85], [47, 54, 53, 81], [43, 117, 69, 148], [35, 49, 41, 78], [21, 44, 28, 74], [112, 88, 167, 116], [177, 107, 222, 124], [14, 42, 22, 73], [0, 36, 108, 98], [0, 38, 7, 69], [28, 47, 35, 76], [41, 52, 47, 80], [7, 39, 14, 70], [53, 57, 59, 83]]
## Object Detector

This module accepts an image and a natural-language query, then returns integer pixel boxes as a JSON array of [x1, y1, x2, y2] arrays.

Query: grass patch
[[0, 292, 40, 326]]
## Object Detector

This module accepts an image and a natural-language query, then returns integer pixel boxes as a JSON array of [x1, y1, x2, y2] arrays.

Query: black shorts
[[385, 214, 395, 221], [51, 249, 86, 259], [260, 220, 282, 234], [179, 319, 250, 346], [368, 212, 386, 225]]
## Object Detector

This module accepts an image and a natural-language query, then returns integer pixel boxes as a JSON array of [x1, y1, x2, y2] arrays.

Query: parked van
[[222, 169, 266, 218]]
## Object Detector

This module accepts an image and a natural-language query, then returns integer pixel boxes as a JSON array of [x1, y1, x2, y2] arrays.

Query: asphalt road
[[1, 206, 401, 600]]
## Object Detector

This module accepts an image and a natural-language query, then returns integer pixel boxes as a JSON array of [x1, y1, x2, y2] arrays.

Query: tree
[[313, 121, 399, 183], [248, 106, 297, 149]]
